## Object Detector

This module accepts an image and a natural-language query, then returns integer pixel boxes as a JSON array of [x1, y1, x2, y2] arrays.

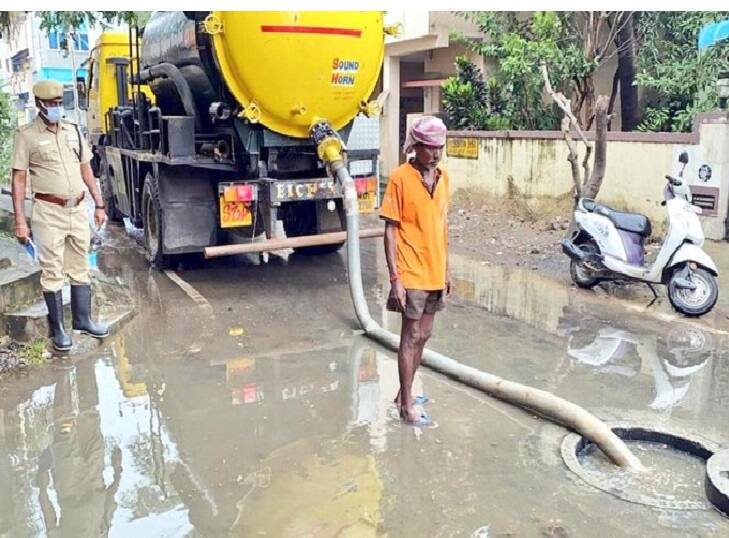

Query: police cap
[[33, 80, 64, 100]]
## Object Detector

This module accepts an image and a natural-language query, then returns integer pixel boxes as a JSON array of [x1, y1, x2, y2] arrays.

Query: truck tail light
[[222, 184, 256, 202], [354, 176, 377, 195]]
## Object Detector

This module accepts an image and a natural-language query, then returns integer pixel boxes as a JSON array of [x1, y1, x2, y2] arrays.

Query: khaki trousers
[[31, 199, 90, 292]]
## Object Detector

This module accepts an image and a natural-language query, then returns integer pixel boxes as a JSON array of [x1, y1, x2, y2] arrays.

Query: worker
[[380, 116, 452, 427], [11, 79, 109, 352]]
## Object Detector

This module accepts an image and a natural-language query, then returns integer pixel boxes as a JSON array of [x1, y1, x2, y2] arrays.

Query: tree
[[35, 11, 148, 32], [442, 56, 511, 130], [0, 11, 147, 38], [542, 64, 609, 201], [636, 11, 729, 132], [455, 11, 636, 130], [612, 13, 640, 130]]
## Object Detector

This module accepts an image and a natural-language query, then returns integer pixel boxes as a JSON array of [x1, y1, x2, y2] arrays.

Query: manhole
[[561, 425, 722, 511]]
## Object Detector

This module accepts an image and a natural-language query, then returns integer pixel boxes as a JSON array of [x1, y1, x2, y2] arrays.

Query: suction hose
[[313, 123, 644, 472]]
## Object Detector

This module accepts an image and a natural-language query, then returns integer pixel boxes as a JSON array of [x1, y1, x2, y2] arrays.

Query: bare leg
[[395, 312, 435, 405], [413, 312, 435, 379], [398, 314, 422, 422]]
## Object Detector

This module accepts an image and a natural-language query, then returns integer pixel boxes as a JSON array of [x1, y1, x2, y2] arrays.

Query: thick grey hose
[[139, 63, 200, 128], [333, 162, 644, 472]]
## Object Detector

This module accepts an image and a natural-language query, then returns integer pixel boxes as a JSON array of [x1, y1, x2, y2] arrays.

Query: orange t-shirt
[[379, 162, 449, 291]]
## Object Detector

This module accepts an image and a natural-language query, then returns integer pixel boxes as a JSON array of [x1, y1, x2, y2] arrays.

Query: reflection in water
[[0, 335, 408, 537], [0, 348, 194, 536], [444, 253, 571, 335], [440, 252, 729, 417], [564, 323, 713, 412], [2, 233, 728, 536]]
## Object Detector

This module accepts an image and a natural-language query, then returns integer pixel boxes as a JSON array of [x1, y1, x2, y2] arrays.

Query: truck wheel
[[142, 173, 172, 269], [668, 266, 718, 317], [283, 201, 344, 255], [101, 166, 123, 223]]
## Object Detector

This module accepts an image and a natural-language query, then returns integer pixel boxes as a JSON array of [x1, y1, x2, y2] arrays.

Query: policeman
[[11, 80, 109, 352]]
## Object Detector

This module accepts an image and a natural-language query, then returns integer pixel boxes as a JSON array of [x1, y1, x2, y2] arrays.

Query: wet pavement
[[1, 224, 728, 537]]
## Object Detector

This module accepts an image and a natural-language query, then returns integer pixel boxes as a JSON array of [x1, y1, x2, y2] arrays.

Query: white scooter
[[562, 151, 719, 316]]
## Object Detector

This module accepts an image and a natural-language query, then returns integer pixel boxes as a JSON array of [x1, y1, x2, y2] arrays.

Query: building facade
[[379, 11, 626, 177], [1, 12, 102, 126]]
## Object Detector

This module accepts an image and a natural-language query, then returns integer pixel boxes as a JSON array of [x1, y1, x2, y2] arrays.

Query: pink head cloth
[[403, 115, 447, 154]]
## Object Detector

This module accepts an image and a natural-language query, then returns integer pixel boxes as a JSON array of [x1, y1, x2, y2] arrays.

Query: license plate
[[270, 179, 341, 203], [220, 197, 253, 228], [358, 191, 376, 213]]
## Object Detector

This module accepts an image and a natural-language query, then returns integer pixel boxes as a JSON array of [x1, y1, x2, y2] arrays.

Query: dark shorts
[[388, 289, 446, 320]]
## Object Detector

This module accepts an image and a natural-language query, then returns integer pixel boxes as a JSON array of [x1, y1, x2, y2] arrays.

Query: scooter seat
[[582, 199, 652, 237]]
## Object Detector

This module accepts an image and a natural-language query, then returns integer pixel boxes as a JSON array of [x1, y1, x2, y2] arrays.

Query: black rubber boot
[[71, 284, 109, 338], [43, 291, 72, 351]]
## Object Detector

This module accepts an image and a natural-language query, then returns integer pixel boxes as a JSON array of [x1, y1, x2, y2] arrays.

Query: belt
[[34, 192, 85, 208]]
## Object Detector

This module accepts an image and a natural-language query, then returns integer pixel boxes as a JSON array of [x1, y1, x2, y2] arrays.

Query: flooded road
[[1, 226, 728, 537]]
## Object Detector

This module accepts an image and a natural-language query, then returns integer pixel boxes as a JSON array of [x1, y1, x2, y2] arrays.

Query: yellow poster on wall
[[446, 137, 479, 159]]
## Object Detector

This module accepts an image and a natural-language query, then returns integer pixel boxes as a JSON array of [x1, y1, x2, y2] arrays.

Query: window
[[71, 33, 89, 51], [47, 31, 88, 51]]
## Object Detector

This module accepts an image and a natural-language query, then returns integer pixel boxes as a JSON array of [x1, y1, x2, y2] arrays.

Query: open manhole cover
[[562, 425, 723, 512]]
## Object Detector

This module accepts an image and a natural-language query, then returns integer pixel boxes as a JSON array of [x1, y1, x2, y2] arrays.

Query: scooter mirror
[[679, 151, 689, 164]]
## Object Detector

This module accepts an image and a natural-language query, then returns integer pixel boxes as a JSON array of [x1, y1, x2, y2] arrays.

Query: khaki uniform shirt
[[11, 116, 91, 197]]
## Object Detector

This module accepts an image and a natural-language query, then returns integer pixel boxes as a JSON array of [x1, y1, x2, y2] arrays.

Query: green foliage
[[19, 339, 48, 366], [0, 90, 14, 185], [636, 107, 670, 132], [636, 11, 729, 132], [0, 11, 149, 38], [442, 56, 511, 130], [448, 12, 594, 130], [36, 11, 142, 32]]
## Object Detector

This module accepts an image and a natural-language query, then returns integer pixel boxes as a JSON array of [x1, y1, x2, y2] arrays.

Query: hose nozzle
[[310, 120, 345, 168]]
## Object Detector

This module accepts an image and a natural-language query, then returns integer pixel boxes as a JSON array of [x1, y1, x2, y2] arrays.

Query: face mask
[[43, 105, 63, 123]]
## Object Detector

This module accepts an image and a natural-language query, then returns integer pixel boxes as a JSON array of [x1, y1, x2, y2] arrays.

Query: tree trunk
[[582, 77, 596, 131], [583, 95, 610, 199], [614, 13, 639, 131], [607, 69, 620, 130]]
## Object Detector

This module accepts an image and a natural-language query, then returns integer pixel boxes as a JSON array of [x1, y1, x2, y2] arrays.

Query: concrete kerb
[[561, 423, 728, 515], [0, 194, 137, 360], [707, 449, 729, 518]]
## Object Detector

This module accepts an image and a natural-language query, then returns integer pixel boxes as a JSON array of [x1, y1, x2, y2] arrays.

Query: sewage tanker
[[84, 11, 386, 267]]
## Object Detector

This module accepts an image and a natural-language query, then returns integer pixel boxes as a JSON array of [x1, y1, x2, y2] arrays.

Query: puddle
[[2, 227, 729, 536], [578, 441, 708, 509], [375, 250, 729, 421], [441, 251, 729, 335]]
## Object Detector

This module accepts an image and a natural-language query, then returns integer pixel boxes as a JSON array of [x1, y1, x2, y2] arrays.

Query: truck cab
[[81, 32, 153, 173]]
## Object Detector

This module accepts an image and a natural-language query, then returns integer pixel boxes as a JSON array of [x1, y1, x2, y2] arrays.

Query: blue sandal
[[413, 394, 430, 405], [403, 411, 433, 427]]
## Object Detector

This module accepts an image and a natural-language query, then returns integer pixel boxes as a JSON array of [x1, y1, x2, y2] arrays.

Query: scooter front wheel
[[570, 241, 601, 289], [668, 266, 718, 317]]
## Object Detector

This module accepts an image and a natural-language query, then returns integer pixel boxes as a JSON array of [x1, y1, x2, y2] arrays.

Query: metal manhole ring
[[561, 424, 722, 511], [706, 449, 729, 517]]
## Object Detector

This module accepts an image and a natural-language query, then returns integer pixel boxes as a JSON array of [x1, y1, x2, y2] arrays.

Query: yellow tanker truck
[[83, 11, 386, 267]]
